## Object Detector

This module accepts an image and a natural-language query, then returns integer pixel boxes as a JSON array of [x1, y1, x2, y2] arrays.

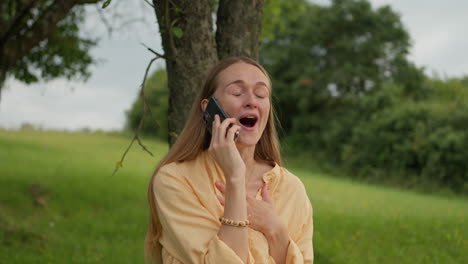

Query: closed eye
[[254, 87, 269, 99], [227, 86, 242, 97], [255, 91, 268, 99]]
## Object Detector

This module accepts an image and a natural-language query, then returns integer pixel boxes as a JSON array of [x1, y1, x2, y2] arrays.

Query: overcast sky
[[1, 0, 467, 131]]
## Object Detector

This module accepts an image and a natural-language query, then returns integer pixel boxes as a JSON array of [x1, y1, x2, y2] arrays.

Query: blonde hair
[[144, 56, 281, 263]]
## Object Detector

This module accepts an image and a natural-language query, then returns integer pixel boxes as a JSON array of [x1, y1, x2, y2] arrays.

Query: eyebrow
[[225, 80, 269, 89]]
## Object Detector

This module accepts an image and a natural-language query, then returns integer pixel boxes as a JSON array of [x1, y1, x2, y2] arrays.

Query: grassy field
[[0, 130, 466, 263]]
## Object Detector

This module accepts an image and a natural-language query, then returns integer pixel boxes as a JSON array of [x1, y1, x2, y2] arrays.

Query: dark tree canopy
[[260, 0, 424, 135], [0, 0, 100, 95]]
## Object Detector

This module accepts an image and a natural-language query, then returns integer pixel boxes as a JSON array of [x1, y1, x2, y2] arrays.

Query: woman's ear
[[201, 99, 208, 112]]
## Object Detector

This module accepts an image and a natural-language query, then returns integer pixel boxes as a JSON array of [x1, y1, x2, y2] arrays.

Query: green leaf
[[170, 18, 179, 28], [102, 0, 112, 9], [169, 132, 179, 138], [172, 27, 183, 38]]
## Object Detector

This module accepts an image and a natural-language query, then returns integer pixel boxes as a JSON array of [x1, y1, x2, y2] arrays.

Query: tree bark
[[216, 0, 265, 60], [153, 0, 218, 145], [152, 0, 265, 146]]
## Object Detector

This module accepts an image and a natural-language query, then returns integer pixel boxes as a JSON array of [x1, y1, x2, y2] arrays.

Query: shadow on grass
[[1, 217, 46, 248]]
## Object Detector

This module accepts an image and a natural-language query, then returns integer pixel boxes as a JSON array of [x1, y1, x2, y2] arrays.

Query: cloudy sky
[[1, 0, 467, 131]]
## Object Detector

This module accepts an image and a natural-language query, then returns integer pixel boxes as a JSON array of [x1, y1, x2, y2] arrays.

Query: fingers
[[218, 117, 237, 142], [215, 182, 226, 206], [226, 124, 241, 142], [210, 114, 221, 147], [214, 115, 223, 143], [219, 117, 237, 130], [209, 115, 218, 148], [212, 115, 237, 144], [216, 194, 225, 206], [215, 181, 225, 193]]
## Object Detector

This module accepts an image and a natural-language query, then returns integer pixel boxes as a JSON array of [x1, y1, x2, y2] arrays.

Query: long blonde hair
[[144, 56, 282, 263]]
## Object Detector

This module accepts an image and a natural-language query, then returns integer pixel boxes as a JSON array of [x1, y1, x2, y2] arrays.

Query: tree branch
[[0, 0, 100, 81], [0, 0, 38, 45], [95, 4, 113, 36], [112, 51, 165, 176], [143, 0, 154, 8], [141, 43, 166, 58]]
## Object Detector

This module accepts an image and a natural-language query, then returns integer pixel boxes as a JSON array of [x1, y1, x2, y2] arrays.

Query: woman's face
[[203, 61, 271, 147]]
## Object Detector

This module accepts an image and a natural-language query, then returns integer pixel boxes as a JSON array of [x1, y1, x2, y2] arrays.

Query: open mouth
[[239, 116, 258, 128]]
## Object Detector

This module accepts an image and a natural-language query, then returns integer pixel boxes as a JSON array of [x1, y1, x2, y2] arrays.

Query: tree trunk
[[153, 0, 265, 146], [216, 0, 264, 60], [153, 0, 218, 146]]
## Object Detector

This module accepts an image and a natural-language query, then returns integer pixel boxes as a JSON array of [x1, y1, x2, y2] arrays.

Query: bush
[[125, 68, 168, 140], [342, 100, 468, 193], [288, 79, 468, 194]]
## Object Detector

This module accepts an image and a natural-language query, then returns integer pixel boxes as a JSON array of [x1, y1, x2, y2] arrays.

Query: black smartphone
[[203, 96, 239, 141]]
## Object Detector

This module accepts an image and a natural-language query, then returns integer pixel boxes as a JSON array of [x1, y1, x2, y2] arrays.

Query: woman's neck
[[237, 145, 259, 182]]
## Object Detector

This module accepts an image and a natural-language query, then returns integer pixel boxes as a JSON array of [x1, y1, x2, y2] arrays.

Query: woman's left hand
[[215, 181, 284, 236]]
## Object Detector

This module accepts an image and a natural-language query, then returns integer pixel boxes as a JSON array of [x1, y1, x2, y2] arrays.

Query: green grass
[[289, 166, 468, 263], [0, 130, 167, 263], [1, 130, 467, 263]]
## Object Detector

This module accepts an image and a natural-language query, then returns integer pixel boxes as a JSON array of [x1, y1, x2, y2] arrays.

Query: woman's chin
[[235, 136, 260, 148]]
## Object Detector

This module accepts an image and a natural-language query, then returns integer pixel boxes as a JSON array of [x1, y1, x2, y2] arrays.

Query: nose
[[244, 91, 259, 109]]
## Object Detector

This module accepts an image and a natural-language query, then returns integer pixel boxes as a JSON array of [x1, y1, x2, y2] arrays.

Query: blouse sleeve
[[152, 164, 253, 264], [283, 178, 314, 264]]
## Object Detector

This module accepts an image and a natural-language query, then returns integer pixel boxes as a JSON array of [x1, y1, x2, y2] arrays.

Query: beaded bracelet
[[219, 216, 251, 227]]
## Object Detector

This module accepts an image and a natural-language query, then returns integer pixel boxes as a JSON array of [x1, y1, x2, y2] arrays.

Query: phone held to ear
[[203, 96, 240, 141]]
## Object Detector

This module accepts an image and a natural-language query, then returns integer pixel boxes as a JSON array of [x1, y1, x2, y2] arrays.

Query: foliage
[[260, 0, 423, 135], [125, 68, 168, 140], [310, 79, 468, 194], [0, 0, 99, 89], [262, 0, 309, 42], [257, 0, 468, 192], [10, 8, 95, 84]]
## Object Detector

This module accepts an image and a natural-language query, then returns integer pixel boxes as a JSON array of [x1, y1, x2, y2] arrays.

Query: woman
[[145, 57, 313, 264]]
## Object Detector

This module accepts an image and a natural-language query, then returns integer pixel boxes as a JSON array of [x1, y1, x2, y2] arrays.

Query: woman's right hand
[[208, 114, 245, 183]]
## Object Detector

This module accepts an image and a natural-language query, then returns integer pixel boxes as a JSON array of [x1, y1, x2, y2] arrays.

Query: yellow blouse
[[151, 151, 314, 264]]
